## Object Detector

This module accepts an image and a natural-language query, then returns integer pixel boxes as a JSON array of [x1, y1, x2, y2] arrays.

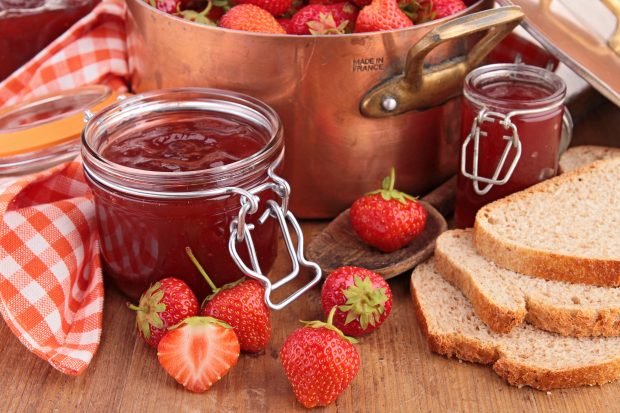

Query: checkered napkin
[[0, 0, 128, 108], [0, 162, 102, 376], [0, 0, 128, 376]]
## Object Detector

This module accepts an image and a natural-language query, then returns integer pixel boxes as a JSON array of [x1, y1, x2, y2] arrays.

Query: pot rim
[[128, 0, 488, 39]]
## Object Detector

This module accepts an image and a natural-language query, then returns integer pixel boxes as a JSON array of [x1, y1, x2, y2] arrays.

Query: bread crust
[[411, 266, 620, 391], [493, 357, 620, 391], [474, 223, 620, 287], [437, 230, 620, 337], [411, 276, 498, 364], [474, 159, 620, 288], [559, 145, 620, 174], [525, 298, 620, 338], [434, 246, 525, 333]]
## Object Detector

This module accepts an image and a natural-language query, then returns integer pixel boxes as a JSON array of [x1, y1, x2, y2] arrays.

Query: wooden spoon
[[306, 177, 455, 279]]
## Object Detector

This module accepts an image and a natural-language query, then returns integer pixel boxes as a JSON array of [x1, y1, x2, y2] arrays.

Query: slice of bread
[[435, 229, 620, 336], [474, 158, 620, 287], [411, 260, 620, 391], [559, 145, 620, 174]]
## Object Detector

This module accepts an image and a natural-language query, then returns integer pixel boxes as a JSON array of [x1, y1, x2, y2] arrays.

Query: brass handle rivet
[[382, 96, 398, 112]]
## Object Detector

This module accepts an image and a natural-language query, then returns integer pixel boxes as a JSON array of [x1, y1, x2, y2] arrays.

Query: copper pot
[[125, 0, 523, 218]]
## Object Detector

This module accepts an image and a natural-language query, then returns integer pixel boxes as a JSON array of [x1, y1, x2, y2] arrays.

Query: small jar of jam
[[455, 63, 571, 228], [81, 88, 320, 309]]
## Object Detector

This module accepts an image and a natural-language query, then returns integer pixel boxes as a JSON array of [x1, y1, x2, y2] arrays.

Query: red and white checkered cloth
[[0, 0, 127, 375], [0, 162, 102, 376], [0, 0, 127, 108]]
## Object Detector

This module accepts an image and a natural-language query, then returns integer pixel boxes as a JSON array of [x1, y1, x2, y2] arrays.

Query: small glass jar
[[82, 88, 320, 306], [455, 63, 571, 228]]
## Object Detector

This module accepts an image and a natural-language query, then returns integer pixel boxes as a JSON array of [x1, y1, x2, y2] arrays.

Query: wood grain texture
[[1, 220, 620, 412], [306, 203, 447, 279], [0, 99, 618, 413]]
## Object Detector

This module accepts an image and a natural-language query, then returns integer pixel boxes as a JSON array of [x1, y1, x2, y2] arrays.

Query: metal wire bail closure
[[460, 107, 523, 196], [228, 153, 322, 310]]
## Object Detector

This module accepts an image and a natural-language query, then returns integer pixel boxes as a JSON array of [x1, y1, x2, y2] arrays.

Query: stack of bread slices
[[411, 155, 620, 391]]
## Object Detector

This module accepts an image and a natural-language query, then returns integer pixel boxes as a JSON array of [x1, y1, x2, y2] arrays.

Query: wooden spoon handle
[[421, 176, 456, 218]]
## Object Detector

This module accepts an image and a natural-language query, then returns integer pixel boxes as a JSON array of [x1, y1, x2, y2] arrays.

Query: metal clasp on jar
[[228, 152, 322, 310], [460, 107, 523, 196], [460, 101, 571, 196]]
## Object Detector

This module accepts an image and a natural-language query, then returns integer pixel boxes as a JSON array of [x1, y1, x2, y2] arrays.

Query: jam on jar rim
[[81, 88, 284, 199], [463, 63, 566, 112]]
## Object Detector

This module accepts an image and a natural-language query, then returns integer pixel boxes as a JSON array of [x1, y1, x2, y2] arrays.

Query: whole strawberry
[[128, 277, 199, 348], [153, 0, 181, 13], [219, 4, 286, 33], [187, 247, 271, 353], [349, 168, 427, 252], [429, 0, 466, 18], [321, 266, 392, 336], [157, 316, 240, 392], [354, 0, 412, 33], [288, 3, 358, 35], [277, 17, 292, 32], [280, 307, 360, 408], [233, 0, 292, 16]]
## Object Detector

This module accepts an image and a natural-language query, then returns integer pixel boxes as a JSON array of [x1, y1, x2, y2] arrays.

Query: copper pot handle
[[360, 6, 524, 117]]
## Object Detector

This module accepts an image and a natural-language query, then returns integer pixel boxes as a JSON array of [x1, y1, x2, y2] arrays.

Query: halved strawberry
[[157, 317, 240, 393]]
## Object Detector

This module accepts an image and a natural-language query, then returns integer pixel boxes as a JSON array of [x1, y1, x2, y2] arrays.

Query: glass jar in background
[[0, 0, 99, 81], [455, 63, 571, 228], [82, 88, 321, 307]]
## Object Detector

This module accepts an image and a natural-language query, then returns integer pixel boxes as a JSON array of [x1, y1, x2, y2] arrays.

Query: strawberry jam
[[82, 90, 283, 301], [100, 117, 266, 172], [455, 64, 568, 228]]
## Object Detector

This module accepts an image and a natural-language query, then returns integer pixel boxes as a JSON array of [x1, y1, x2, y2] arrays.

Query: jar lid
[[0, 85, 118, 176]]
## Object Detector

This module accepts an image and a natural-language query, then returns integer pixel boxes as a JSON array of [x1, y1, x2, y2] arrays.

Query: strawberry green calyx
[[339, 275, 389, 330], [367, 167, 417, 205], [176, 1, 217, 25], [301, 307, 358, 344], [127, 282, 167, 340], [307, 13, 348, 35], [211, 0, 231, 10], [398, 0, 435, 23], [169, 316, 233, 331]]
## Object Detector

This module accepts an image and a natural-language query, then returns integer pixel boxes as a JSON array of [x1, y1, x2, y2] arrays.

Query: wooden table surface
[[1, 99, 619, 413]]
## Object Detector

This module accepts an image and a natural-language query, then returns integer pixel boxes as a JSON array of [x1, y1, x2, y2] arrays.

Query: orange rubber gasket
[[0, 88, 119, 158]]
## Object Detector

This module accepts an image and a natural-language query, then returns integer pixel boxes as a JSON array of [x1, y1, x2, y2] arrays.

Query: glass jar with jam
[[0, 0, 99, 81], [81, 88, 321, 308], [455, 63, 571, 228]]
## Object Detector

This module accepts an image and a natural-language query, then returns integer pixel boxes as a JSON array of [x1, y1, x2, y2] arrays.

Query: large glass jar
[[81, 89, 288, 301], [455, 63, 570, 228]]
